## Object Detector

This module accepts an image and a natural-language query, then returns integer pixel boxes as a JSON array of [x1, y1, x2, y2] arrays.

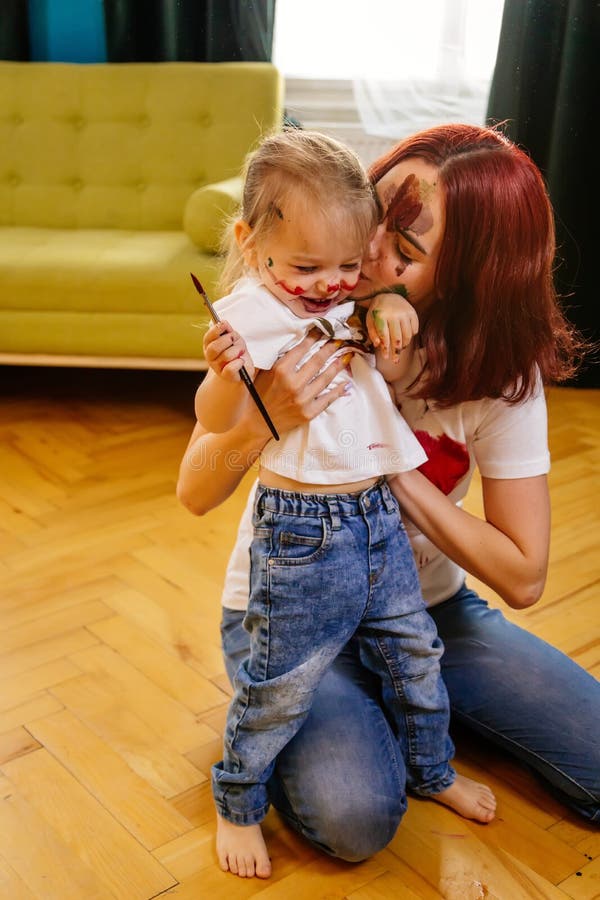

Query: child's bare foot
[[433, 773, 496, 823], [216, 815, 272, 878]]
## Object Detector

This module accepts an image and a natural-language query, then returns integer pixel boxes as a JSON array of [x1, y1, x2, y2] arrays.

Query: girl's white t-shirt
[[220, 346, 550, 610], [213, 276, 426, 483]]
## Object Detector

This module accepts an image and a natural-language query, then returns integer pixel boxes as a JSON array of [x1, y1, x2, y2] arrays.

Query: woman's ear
[[233, 220, 258, 268]]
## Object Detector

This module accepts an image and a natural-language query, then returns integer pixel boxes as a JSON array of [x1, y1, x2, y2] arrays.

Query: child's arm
[[195, 321, 256, 433], [365, 292, 419, 381]]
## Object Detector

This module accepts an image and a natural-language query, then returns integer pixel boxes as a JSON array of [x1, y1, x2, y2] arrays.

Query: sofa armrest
[[183, 176, 242, 253]]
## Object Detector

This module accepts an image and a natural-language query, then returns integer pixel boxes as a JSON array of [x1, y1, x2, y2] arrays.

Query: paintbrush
[[190, 273, 280, 441]]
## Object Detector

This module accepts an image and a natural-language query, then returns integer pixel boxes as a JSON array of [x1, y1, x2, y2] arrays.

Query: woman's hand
[[248, 331, 349, 436], [178, 331, 348, 516], [366, 294, 419, 361], [203, 320, 255, 381]]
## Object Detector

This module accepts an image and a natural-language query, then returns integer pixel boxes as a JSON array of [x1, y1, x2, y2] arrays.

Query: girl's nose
[[315, 280, 338, 297]]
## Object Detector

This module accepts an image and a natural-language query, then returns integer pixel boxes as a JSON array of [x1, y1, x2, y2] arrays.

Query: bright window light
[[273, 0, 504, 82]]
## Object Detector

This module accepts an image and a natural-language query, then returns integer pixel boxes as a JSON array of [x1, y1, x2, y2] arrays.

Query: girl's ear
[[233, 220, 258, 268]]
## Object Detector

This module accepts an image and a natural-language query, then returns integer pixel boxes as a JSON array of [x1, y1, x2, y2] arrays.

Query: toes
[[481, 789, 497, 808], [256, 858, 272, 879]]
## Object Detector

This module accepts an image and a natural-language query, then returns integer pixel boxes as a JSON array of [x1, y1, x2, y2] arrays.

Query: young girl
[[194, 130, 496, 879]]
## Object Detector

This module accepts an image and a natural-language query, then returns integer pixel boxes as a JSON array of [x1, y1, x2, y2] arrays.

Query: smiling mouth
[[300, 296, 338, 311]]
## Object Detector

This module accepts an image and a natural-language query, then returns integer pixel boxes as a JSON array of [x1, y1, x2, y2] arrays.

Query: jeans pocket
[[272, 516, 331, 565]]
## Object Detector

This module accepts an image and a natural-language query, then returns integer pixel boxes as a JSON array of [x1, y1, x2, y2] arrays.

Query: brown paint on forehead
[[383, 174, 434, 237]]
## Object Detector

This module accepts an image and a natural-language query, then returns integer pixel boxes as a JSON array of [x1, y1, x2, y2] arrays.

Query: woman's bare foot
[[432, 773, 496, 823], [216, 815, 272, 878]]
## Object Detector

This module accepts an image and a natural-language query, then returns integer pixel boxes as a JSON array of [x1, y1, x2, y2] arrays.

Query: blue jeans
[[212, 480, 455, 825], [221, 584, 600, 858]]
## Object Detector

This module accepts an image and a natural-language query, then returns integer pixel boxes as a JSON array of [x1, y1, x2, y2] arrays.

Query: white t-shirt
[[213, 276, 426, 482], [220, 346, 550, 610]]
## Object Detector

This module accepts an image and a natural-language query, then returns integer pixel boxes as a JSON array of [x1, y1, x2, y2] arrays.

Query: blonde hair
[[218, 129, 378, 294]]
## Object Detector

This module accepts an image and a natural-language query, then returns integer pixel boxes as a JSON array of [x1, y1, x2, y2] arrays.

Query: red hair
[[370, 124, 583, 405]]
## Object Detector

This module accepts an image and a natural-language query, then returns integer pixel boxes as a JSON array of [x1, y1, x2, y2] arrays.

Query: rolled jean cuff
[[214, 798, 270, 826], [410, 764, 456, 797]]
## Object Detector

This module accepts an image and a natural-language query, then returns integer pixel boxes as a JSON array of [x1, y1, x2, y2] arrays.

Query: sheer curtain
[[274, 0, 504, 139]]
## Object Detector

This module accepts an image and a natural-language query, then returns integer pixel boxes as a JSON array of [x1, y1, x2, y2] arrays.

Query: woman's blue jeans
[[213, 480, 454, 826], [221, 584, 600, 859]]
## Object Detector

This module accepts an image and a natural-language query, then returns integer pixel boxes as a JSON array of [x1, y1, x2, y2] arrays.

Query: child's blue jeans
[[211, 479, 455, 825]]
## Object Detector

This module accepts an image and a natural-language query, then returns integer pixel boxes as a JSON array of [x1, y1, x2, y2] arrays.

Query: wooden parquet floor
[[0, 366, 598, 899]]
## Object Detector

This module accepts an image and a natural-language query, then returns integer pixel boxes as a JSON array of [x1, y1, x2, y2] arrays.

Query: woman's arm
[[177, 333, 349, 515], [389, 470, 550, 610]]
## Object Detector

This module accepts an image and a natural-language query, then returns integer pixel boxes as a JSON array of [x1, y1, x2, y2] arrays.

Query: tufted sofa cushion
[[0, 61, 280, 232], [0, 61, 282, 366], [183, 175, 242, 253]]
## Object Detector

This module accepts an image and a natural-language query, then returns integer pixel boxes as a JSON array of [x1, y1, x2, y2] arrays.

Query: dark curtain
[[487, 0, 600, 387], [103, 0, 275, 63], [0, 0, 31, 59]]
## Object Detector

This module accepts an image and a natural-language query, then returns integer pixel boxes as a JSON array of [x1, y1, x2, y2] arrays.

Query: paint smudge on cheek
[[276, 280, 305, 296], [267, 257, 274, 267]]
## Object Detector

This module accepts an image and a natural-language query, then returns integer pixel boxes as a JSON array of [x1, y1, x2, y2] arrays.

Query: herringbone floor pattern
[[0, 367, 598, 899]]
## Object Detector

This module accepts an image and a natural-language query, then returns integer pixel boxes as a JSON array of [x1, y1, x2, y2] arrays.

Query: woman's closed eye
[[295, 265, 317, 273], [396, 244, 414, 266]]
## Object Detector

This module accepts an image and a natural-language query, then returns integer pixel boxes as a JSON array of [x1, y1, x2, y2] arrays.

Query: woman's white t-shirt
[[220, 347, 550, 610]]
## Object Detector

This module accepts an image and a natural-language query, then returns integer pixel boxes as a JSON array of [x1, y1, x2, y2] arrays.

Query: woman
[[178, 124, 599, 862]]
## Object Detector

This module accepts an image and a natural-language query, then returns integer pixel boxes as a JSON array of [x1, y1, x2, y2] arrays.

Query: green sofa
[[0, 61, 282, 369]]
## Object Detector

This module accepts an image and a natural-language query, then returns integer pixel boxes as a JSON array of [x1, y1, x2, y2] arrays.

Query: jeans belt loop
[[326, 497, 341, 530], [380, 479, 397, 514]]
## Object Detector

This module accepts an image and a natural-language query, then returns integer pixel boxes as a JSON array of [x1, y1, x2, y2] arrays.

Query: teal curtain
[[487, 0, 599, 387], [1, 0, 107, 62], [28, 0, 107, 62], [103, 0, 276, 63]]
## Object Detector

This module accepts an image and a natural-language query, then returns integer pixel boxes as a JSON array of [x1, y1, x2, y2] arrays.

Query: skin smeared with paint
[[352, 158, 444, 324], [371, 308, 386, 336], [356, 283, 409, 305], [263, 264, 358, 298], [244, 205, 365, 319], [383, 174, 434, 237], [381, 174, 436, 279]]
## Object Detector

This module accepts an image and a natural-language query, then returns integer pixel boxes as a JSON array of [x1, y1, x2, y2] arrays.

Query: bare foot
[[216, 815, 272, 878], [433, 773, 496, 823]]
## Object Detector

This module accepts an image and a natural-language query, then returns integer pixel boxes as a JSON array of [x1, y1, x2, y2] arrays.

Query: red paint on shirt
[[414, 430, 470, 495]]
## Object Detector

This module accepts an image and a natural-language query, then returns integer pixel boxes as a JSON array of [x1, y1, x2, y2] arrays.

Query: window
[[273, 0, 504, 83], [274, 0, 505, 160]]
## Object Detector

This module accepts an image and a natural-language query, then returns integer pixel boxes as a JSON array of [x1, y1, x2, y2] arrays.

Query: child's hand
[[203, 321, 255, 381], [366, 294, 419, 361]]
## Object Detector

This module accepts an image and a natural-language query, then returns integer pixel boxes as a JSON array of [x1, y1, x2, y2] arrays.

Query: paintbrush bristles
[[190, 272, 206, 296]]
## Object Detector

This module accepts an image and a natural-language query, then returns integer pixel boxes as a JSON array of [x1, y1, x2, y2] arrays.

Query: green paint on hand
[[372, 309, 385, 333]]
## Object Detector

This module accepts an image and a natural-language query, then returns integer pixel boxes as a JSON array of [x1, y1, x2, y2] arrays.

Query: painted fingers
[[367, 294, 419, 361]]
